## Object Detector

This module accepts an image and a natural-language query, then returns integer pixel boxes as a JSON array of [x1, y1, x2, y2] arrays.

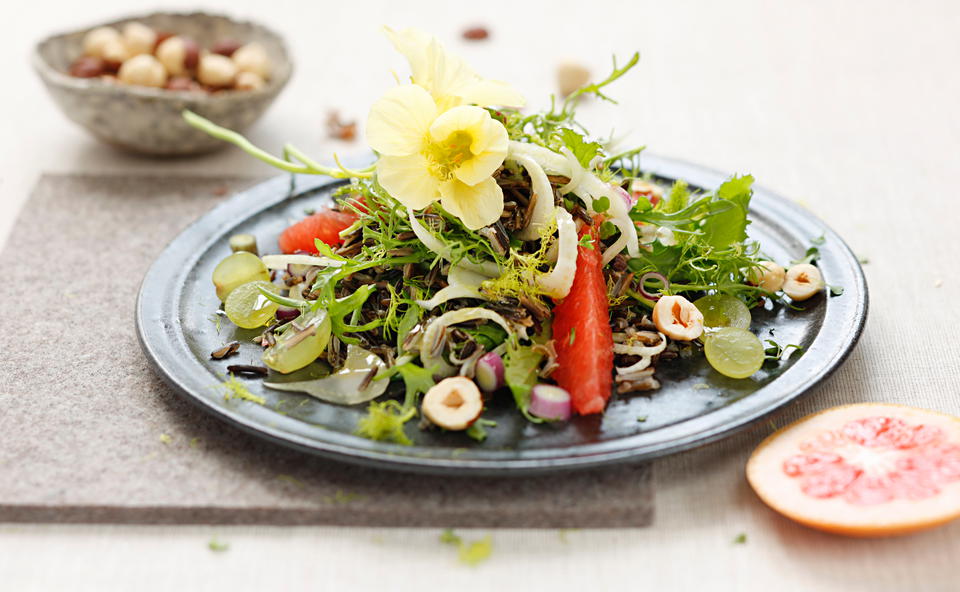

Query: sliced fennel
[[416, 264, 489, 310], [407, 212, 500, 277], [264, 345, 388, 404], [419, 307, 516, 378], [261, 254, 343, 270]]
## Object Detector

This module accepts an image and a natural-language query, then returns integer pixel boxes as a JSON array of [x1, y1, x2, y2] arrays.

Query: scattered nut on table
[[557, 61, 591, 97]]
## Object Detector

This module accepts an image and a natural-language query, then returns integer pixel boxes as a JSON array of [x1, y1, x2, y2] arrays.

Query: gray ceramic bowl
[[33, 12, 293, 155]]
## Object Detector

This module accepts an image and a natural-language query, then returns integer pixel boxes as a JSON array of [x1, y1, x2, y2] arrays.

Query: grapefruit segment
[[551, 222, 614, 415], [278, 208, 357, 254], [746, 403, 960, 537]]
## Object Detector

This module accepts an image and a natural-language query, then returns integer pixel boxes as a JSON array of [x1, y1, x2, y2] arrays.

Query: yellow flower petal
[[366, 85, 437, 157], [383, 26, 524, 110], [428, 106, 488, 145], [427, 106, 507, 185], [382, 27, 433, 84], [439, 177, 504, 230], [453, 115, 510, 185], [458, 79, 526, 108], [376, 154, 441, 210]]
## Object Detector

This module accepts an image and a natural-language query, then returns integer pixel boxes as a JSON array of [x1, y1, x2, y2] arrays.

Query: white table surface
[[3, 1, 959, 590]]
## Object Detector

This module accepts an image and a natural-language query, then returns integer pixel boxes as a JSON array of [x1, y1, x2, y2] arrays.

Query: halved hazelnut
[[749, 260, 786, 292], [652, 295, 704, 341], [421, 377, 483, 431], [783, 263, 824, 301]]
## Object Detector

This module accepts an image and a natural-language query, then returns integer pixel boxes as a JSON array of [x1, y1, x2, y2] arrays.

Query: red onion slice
[[475, 352, 505, 392], [638, 271, 670, 301], [276, 306, 301, 322], [529, 384, 572, 421]]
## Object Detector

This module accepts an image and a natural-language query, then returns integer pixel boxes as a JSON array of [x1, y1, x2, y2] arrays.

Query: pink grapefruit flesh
[[747, 403, 960, 537]]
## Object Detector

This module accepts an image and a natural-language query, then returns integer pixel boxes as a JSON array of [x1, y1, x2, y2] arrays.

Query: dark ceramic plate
[[136, 155, 868, 475]]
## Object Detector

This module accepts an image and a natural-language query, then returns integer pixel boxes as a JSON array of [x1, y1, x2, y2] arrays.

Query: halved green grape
[[224, 281, 280, 329], [694, 294, 752, 330], [263, 309, 332, 374], [703, 327, 765, 379], [212, 251, 270, 301]]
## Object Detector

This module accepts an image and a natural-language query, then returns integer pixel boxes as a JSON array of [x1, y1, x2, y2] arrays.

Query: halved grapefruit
[[747, 403, 960, 537]]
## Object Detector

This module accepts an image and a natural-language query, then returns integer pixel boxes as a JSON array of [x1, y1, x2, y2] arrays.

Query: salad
[[187, 27, 829, 444]]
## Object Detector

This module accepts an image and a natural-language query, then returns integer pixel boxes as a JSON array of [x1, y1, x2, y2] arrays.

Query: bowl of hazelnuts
[[33, 12, 292, 155]]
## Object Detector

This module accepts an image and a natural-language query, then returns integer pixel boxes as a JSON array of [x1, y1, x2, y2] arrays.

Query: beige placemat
[[0, 174, 652, 527]]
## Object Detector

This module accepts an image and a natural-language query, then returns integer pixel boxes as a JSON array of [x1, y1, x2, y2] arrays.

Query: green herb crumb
[[355, 400, 417, 445], [440, 528, 462, 545], [466, 418, 496, 442], [459, 536, 493, 566], [636, 416, 647, 423], [159, 433, 173, 445], [440, 529, 493, 566], [208, 537, 230, 552], [276, 474, 304, 488], [221, 374, 266, 405], [732, 532, 747, 544], [324, 490, 364, 504]]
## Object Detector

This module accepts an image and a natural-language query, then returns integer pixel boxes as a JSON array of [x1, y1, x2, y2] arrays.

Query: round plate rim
[[135, 154, 869, 475]]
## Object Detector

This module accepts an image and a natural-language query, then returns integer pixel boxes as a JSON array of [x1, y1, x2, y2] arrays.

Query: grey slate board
[[0, 174, 653, 527]]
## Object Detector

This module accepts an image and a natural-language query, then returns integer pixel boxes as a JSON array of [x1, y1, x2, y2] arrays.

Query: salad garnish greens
[[187, 27, 832, 444]]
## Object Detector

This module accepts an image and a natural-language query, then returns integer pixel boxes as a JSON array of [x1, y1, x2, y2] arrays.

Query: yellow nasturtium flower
[[383, 26, 525, 112], [366, 84, 508, 230]]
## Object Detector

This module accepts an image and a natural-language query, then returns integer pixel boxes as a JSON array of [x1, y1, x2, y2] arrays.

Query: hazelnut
[[155, 36, 188, 76], [749, 261, 786, 292], [235, 71, 265, 90], [182, 38, 200, 69], [211, 38, 243, 57], [165, 76, 203, 92], [557, 61, 590, 97], [197, 53, 237, 87], [462, 26, 490, 40], [122, 22, 157, 56], [653, 295, 704, 341], [117, 54, 167, 88], [232, 42, 271, 79], [421, 377, 483, 431], [783, 263, 824, 301], [153, 30, 174, 49], [100, 37, 129, 69], [69, 56, 105, 78], [82, 26, 121, 58]]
